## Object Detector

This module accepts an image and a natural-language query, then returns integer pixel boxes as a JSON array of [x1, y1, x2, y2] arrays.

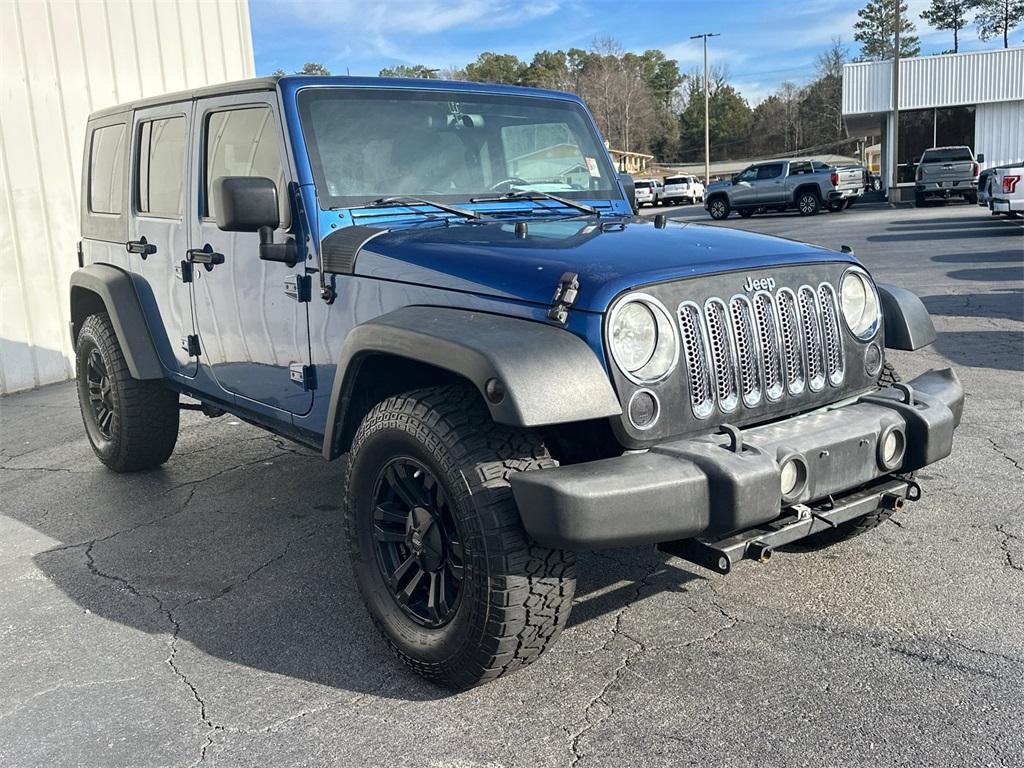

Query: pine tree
[[921, 0, 978, 52], [854, 0, 922, 60], [974, 0, 1024, 47]]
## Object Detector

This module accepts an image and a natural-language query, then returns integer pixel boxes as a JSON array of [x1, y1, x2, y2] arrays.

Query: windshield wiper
[[349, 196, 483, 220], [470, 190, 599, 216]]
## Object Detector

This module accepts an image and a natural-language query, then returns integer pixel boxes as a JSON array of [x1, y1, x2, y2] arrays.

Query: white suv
[[634, 179, 662, 207], [663, 175, 704, 205]]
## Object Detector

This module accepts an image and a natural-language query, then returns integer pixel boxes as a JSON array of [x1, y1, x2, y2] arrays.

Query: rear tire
[[797, 362, 906, 548], [797, 190, 820, 216], [343, 385, 576, 689], [708, 196, 730, 220], [75, 312, 179, 472]]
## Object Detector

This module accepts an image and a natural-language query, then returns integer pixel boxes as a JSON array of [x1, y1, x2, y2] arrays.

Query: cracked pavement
[[1, 203, 1022, 767]]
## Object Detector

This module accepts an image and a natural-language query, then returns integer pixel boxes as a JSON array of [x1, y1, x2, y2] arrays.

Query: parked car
[[704, 159, 863, 219], [662, 174, 704, 205], [978, 164, 1018, 207], [634, 178, 662, 207], [71, 75, 962, 689], [989, 165, 1024, 218], [914, 146, 982, 206]]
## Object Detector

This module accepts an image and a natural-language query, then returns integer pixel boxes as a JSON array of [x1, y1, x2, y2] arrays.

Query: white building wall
[[0, 0, 254, 395], [843, 47, 1024, 115], [976, 100, 1024, 167]]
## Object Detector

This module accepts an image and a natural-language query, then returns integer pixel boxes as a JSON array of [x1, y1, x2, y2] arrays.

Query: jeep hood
[[353, 217, 856, 312]]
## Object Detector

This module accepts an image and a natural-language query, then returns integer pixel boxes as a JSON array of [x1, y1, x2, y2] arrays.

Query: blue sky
[[250, 0, 1006, 104]]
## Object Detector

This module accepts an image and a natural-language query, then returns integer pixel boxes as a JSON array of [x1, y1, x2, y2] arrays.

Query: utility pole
[[690, 32, 720, 186]]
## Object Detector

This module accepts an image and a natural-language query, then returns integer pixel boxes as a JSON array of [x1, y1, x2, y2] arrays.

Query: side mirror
[[976, 153, 985, 163], [212, 176, 297, 267], [618, 172, 636, 211]]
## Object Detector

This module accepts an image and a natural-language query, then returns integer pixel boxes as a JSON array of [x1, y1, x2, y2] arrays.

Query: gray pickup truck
[[915, 146, 982, 206], [705, 159, 863, 220]]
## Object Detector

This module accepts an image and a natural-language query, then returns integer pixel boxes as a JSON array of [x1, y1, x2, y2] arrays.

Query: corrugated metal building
[[842, 48, 1024, 194], [0, 0, 254, 394]]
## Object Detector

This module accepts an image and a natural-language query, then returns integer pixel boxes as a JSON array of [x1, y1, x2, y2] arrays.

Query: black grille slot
[[729, 296, 761, 407], [798, 286, 826, 391]]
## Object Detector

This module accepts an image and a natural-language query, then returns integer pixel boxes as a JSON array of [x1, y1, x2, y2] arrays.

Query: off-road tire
[[343, 385, 576, 689], [75, 312, 179, 472], [796, 190, 820, 216], [708, 196, 730, 220], [798, 361, 906, 548]]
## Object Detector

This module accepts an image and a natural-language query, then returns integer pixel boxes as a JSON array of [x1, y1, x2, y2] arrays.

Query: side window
[[757, 163, 784, 180], [137, 116, 187, 217], [89, 124, 126, 214], [204, 107, 288, 225], [737, 167, 758, 182]]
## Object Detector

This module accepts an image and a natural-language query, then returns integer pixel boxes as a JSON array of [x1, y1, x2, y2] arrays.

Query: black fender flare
[[877, 283, 936, 351], [322, 306, 622, 459], [792, 183, 822, 203], [69, 264, 163, 379]]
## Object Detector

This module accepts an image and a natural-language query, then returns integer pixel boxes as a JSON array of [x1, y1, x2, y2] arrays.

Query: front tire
[[344, 385, 576, 689], [75, 312, 179, 472], [708, 196, 730, 220]]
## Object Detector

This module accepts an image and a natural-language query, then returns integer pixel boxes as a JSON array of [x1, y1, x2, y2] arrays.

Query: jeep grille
[[677, 282, 846, 418]]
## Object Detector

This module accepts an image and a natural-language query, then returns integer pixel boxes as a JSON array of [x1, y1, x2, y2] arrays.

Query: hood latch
[[547, 272, 579, 325]]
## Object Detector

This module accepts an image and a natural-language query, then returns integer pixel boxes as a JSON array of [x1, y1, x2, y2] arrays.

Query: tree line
[[275, 0, 1021, 165]]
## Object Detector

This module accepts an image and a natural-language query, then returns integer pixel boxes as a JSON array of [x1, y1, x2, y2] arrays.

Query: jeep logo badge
[[743, 276, 775, 293]]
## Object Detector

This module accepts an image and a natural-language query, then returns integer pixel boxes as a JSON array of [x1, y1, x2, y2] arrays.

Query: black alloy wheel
[[85, 347, 116, 440], [371, 457, 464, 628], [708, 197, 730, 219]]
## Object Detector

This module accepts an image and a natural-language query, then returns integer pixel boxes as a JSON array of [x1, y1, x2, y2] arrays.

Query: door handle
[[126, 237, 157, 256], [186, 244, 225, 266]]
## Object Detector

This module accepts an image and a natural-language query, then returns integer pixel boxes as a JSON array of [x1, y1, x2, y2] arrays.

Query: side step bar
[[658, 476, 919, 574]]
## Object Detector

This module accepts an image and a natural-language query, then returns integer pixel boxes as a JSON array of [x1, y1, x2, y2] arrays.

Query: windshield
[[297, 88, 623, 209]]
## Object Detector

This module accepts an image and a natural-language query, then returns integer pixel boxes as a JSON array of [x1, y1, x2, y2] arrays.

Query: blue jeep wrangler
[[72, 76, 962, 689]]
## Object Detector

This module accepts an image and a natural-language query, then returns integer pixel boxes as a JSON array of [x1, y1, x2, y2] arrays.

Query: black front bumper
[[510, 368, 963, 550]]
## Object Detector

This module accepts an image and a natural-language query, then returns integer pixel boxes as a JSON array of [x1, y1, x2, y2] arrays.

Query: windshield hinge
[[547, 272, 579, 325], [284, 274, 311, 302]]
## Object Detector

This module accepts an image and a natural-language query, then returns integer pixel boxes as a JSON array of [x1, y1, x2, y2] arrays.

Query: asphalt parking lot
[[2, 201, 1022, 768]]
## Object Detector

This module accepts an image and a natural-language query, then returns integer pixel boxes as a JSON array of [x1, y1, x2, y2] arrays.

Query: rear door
[[754, 162, 786, 204], [188, 92, 312, 415], [129, 103, 196, 377]]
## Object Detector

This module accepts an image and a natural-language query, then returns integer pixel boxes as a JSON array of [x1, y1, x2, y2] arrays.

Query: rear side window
[[204, 107, 287, 224], [89, 124, 126, 214], [137, 116, 187, 217]]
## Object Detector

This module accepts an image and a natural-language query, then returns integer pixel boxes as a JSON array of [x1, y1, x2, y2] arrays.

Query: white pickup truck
[[989, 165, 1023, 218]]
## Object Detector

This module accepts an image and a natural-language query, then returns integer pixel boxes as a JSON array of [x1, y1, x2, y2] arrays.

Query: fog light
[[878, 427, 906, 470], [628, 389, 659, 430], [778, 455, 807, 501]]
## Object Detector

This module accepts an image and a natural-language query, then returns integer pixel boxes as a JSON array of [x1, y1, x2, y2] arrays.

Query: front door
[[731, 166, 759, 206], [188, 93, 312, 415], [130, 103, 196, 377]]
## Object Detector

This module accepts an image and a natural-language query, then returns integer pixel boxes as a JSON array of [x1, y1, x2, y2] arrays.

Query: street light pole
[[690, 32, 720, 186]]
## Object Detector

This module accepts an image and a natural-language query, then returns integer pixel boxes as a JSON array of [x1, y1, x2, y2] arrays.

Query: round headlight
[[608, 294, 678, 384], [840, 268, 881, 340]]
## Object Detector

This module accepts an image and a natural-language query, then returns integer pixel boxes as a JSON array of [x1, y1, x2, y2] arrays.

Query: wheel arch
[[322, 307, 622, 460], [70, 264, 163, 380], [793, 183, 822, 202]]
